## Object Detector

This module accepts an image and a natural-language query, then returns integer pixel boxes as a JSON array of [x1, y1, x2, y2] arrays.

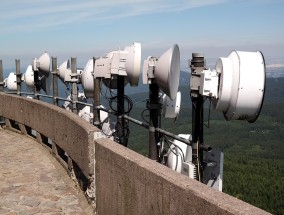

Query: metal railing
[[0, 58, 192, 159]]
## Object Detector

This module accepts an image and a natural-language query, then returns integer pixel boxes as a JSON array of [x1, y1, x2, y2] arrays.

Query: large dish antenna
[[196, 50, 266, 122], [214, 51, 266, 122]]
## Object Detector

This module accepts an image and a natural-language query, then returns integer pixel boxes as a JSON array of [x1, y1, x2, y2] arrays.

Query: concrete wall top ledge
[[94, 138, 270, 215]]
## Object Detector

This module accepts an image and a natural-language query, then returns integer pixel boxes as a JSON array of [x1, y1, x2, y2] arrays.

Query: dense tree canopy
[[127, 78, 284, 214]]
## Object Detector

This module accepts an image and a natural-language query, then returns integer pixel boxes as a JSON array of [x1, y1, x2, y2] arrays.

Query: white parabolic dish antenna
[[124, 42, 141, 86], [5, 73, 17, 91], [154, 44, 180, 100], [81, 59, 94, 98], [32, 52, 51, 76], [31, 52, 52, 94], [58, 60, 70, 83], [214, 51, 266, 123], [24, 65, 35, 91]]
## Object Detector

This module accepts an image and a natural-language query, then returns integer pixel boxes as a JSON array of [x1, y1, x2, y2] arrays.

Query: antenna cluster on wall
[[0, 42, 266, 191]]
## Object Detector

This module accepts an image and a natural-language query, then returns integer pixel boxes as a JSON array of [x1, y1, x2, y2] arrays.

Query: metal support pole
[[0, 60, 3, 92], [116, 75, 128, 146], [93, 58, 101, 128], [190, 53, 205, 181], [0, 60, 4, 125], [52, 57, 59, 106], [15, 59, 21, 96], [148, 83, 160, 161], [34, 65, 40, 100], [71, 58, 78, 114]]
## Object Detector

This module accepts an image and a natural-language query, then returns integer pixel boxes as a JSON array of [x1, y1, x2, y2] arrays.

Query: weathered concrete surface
[[95, 138, 270, 215], [0, 93, 99, 178], [0, 127, 93, 214], [0, 93, 272, 215]]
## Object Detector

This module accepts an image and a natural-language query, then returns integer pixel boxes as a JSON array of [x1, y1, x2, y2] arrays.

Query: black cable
[[108, 95, 133, 115], [141, 109, 150, 124], [164, 137, 185, 162]]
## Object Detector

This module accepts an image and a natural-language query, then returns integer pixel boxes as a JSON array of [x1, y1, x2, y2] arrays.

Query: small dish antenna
[[124, 42, 141, 86], [58, 60, 70, 84], [32, 52, 52, 94], [143, 44, 180, 100], [4, 73, 17, 91], [23, 65, 35, 92], [32, 52, 50, 76], [81, 59, 94, 98]]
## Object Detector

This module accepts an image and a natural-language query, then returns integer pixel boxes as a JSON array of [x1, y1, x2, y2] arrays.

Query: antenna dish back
[[214, 51, 266, 122]]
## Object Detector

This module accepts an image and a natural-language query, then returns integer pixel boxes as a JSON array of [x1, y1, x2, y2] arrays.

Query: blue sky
[[0, 0, 283, 69]]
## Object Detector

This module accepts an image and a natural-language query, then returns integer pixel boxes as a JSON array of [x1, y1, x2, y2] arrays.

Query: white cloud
[[0, 0, 226, 34]]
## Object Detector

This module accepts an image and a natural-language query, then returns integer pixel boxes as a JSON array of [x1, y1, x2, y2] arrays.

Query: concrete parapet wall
[[0, 93, 270, 214], [95, 138, 270, 215], [0, 93, 99, 178]]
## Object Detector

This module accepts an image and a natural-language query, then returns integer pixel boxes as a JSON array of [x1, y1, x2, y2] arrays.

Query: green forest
[[126, 77, 284, 215]]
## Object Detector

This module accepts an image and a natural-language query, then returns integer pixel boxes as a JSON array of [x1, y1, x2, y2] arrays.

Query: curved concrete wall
[[0, 93, 270, 214], [0, 92, 99, 178]]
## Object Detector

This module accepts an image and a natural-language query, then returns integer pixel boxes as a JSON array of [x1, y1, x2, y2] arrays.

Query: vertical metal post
[[148, 83, 160, 161], [0, 60, 4, 124], [71, 58, 78, 114], [34, 62, 40, 100], [190, 53, 205, 181], [0, 60, 3, 92], [117, 75, 128, 146], [52, 57, 59, 106], [93, 58, 101, 128], [15, 59, 21, 96]]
